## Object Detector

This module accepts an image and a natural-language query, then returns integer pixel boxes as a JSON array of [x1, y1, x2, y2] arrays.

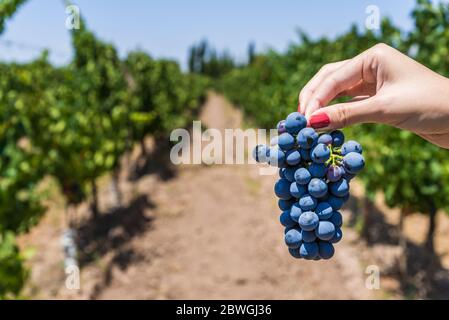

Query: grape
[[279, 168, 286, 179], [277, 120, 287, 134], [315, 221, 336, 241], [330, 130, 345, 147], [288, 248, 302, 259], [294, 167, 311, 185], [318, 242, 335, 260], [290, 182, 307, 199], [268, 148, 286, 168], [299, 148, 311, 161], [278, 132, 296, 151], [343, 152, 365, 174], [285, 149, 301, 166], [341, 140, 362, 155], [315, 202, 334, 220], [298, 211, 319, 231], [253, 116, 365, 262], [318, 133, 333, 145], [299, 194, 318, 211], [280, 210, 297, 228], [308, 163, 327, 178], [253, 144, 269, 163], [308, 178, 328, 198], [274, 179, 292, 200], [285, 112, 307, 134], [299, 242, 319, 259], [329, 178, 350, 197], [285, 228, 302, 248], [311, 143, 331, 164], [327, 195, 345, 211], [329, 228, 343, 244], [326, 165, 344, 182], [283, 167, 297, 182], [297, 127, 318, 149], [301, 229, 317, 243], [328, 211, 343, 228], [290, 203, 302, 222], [278, 199, 295, 211]]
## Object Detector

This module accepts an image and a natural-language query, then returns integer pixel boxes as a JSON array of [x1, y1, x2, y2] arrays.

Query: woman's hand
[[299, 43, 449, 149]]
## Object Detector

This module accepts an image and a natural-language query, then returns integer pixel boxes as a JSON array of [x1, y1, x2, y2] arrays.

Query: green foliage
[[220, 2, 449, 218], [0, 0, 28, 34], [0, 7, 207, 298]]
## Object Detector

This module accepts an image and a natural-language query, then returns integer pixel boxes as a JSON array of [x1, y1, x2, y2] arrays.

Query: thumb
[[308, 97, 382, 130]]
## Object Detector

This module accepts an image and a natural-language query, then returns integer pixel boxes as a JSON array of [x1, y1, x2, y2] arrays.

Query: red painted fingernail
[[309, 113, 330, 129], [297, 102, 301, 113]]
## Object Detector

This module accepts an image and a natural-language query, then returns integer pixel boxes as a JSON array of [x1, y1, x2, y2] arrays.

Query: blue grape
[[343, 171, 356, 181], [279, 168, 286, 179], [277, 120, 287, 134], [342, 193, 350, 203], [299, 194, 317, 211], [329, 228, 343, 244], [301, 229, 317, 243], [288, 247, 302, 259], [294, 167, 312, 185], [280, 210, 297, 228], [313, 255, 322, 261], [308, 178, 328, 198], [299, 242, 319, 259], [297, 128, 318, 149], [327, 195, 345, 211], [310, 143, 331, 164], [253, 144, 269, 163], [329, 178, 350, 197], [284, 226, 295, 234], [285, 228, 302, 248], [326, 165, 344, 182], [318, 242, 335, 260], [315, 202, 334, 220], [331, 130, 345, 147], [299, 148, 311, 161], [298, 211, 319, 231], [343, 152, 365, 174], [268, 148, 286, 168], [274, 179, 292, 200], [308, 163, 327, 178], [315, 221, 336, 241], [290, 182, 307, 198], [278, 132, 296, 151], [285, 149, 301, 166], [341, 140, 362, 155], [289, 203, 302, 222], [278, 199, 295, 211], [328, 211, 343, 228], [285, 112, 307, 134], [318, 133, 333, 145], [283, 167, 297, 182]]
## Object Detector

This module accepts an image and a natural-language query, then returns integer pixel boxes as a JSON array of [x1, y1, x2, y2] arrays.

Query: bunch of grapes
[[253, 112, 365, 260]]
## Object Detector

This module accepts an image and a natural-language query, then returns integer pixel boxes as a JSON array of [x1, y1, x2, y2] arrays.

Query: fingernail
[[309, 112, 330, 129]]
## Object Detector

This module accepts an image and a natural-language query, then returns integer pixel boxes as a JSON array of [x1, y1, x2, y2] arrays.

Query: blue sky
[[0, 0, 417, 68]]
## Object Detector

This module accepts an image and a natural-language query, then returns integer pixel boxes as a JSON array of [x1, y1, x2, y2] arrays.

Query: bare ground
[[18, 94, 449, 300]]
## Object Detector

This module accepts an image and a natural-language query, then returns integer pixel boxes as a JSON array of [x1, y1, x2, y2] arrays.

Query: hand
[[298, 43, 449, 149]]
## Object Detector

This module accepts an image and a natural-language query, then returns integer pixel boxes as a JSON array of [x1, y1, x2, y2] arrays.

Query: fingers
[[308, 97, 383, 130], [298, 60, 348, 114], [302, 48, 380, 119]]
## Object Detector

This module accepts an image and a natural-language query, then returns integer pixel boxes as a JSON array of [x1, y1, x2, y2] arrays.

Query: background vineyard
[[1, 0, 449, 299]]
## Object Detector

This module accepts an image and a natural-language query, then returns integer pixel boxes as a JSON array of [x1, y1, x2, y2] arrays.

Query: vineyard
[[1, 0, 449, 300]]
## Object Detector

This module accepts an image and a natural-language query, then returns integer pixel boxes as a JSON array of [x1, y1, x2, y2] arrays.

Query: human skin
[[298, 43, 449, 149]]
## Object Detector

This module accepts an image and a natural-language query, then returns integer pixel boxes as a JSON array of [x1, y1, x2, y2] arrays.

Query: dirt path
[[22, 94, 375, 299]]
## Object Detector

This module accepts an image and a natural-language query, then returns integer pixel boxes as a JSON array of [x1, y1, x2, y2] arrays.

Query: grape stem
[[326, 144, 343, 167]]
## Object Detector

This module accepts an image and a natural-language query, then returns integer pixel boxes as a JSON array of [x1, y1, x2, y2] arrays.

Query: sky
[[0, 0, 417, 68]]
